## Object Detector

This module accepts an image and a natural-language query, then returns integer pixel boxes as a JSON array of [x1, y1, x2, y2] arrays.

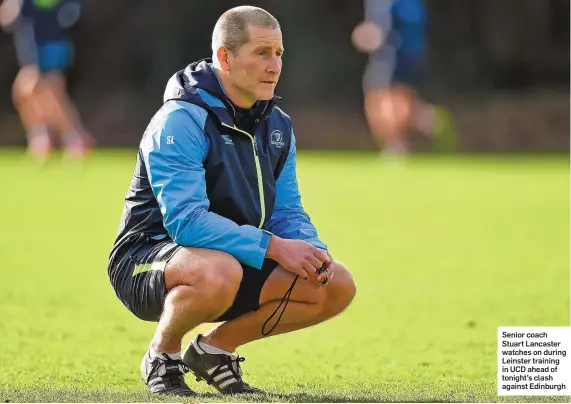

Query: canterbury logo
[[221, 135, 234, 145]]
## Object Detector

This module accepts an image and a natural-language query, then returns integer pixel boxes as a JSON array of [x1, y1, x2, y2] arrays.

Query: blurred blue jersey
[[20, 0, 81, 44], [363, 0, 427, 88], [391, 0, 427, 55], [365, 0, 427, 55], [9, 0, 81, 71]]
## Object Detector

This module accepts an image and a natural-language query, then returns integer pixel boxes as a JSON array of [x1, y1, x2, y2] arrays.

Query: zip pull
[[253, 139, 259, 156]]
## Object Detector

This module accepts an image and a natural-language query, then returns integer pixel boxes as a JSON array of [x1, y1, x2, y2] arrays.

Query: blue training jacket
[[110, 59, 326, 270]]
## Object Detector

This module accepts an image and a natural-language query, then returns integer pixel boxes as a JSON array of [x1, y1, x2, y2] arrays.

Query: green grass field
[[0, 149, 569, 403]]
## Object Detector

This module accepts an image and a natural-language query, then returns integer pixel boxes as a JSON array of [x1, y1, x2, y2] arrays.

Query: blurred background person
[[352, 0, 455, 155], [0, 0, 93, 159]]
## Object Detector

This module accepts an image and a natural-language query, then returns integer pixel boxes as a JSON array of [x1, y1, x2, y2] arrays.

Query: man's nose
[[267, 56, 281, 74]]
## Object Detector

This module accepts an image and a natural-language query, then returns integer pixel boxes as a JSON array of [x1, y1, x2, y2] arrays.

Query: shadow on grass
[[1, 386, 569, 403], [0, 387, 432, 403], [263, 392, 426, 403]]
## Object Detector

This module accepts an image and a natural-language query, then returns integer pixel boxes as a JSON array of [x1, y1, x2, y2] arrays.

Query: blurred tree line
[[0, 0, 568, 149]]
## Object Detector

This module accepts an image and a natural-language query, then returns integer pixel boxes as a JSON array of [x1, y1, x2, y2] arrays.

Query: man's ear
[[217, 47, 231, 71]]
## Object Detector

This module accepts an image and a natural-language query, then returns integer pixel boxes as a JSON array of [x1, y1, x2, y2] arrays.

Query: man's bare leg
[[201, 262, 356, 352], [152, 247, 243, 354], [38, 72, 94, 157], [365, 86, 414, 154], [140, 247, 243, 396], [180, 262, 355, 394], [12, 66, 53, 158]]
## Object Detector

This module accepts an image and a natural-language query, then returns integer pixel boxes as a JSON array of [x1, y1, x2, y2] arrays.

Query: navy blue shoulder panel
[[257, 105, 292, 181]]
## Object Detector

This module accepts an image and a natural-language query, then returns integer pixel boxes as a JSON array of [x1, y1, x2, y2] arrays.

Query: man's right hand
[[265, 235, 329, 282]]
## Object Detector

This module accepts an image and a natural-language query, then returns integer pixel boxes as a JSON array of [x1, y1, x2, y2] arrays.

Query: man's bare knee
[[165, 247, 242, 306], [323, 263, 356, 317], [201, 252, 243, 305]]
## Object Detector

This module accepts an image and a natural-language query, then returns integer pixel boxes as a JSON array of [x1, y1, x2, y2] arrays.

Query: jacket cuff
[[252, 229, 273, 269]]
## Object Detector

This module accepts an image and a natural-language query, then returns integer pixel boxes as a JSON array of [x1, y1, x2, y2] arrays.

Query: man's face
[[226, 25, 283, 105]]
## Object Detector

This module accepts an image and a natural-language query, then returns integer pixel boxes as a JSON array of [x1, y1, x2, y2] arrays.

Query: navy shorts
[[36, 40, 73, 72], [108, 237, 279, 322], [13, 22, 73, 72], [364, 47, 423, 90], [393, 51, 423, 88]]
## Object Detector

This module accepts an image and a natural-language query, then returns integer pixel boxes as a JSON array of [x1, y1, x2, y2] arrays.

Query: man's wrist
[[265, 234, 283, 260]]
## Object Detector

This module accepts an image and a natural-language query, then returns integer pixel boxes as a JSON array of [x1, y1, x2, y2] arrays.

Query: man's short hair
[[212, 6, 280, 55]]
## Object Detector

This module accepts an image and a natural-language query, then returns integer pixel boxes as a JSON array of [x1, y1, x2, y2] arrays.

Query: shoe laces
[[206, 354, 246, 386]]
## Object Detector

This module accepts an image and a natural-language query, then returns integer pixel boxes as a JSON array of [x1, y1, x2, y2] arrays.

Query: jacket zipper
[[220, 122, 266, 229]]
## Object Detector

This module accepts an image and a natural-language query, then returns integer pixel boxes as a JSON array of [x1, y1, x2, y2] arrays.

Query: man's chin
[[256, 89, 275, 101]]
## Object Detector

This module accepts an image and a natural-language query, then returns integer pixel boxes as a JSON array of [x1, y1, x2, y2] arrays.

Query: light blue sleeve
[[141, 101, 271, 269], [263, 132, 327, 250]]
